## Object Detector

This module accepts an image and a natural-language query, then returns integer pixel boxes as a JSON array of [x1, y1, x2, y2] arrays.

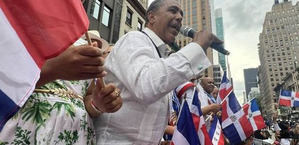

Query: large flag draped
[[0, 0, 89, 130], [171, 101, 200, 145], [242, 98, 265, 131], [218, 72, 253, 145], [279, 90, 299, 107]]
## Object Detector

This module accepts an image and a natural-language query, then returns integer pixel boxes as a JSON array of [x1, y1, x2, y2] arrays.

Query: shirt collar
[[143, 28, 165, 47]]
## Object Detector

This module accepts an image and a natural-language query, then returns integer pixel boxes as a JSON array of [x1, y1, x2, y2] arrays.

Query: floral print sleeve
[[0, 80, 96, 145]]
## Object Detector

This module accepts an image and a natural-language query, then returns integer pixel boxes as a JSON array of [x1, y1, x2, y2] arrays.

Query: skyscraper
[[258, 0, 299, 119], [243, 68, 258, 98], [176, 0, 214, 77], [215, 8, 227, 72]]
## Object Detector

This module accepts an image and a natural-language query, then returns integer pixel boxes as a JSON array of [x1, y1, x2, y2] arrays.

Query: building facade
[[119, 0, 147, 37], [213, 64, 223, 88], [244, 68, 258, 99], [176, 0, 214, 77], [83, 0, 123, 43], [258, 0, 299, 119], [215, 8, 227, 72]]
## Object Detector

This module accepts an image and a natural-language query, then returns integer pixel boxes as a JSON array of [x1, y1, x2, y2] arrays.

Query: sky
[[148, 0, 298, 103]]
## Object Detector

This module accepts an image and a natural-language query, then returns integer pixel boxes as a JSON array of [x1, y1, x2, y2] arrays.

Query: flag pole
[[85, 32, 106, 86]]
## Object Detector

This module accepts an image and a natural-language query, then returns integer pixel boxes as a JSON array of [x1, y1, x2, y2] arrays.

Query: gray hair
[[145, 0, 165, 25]]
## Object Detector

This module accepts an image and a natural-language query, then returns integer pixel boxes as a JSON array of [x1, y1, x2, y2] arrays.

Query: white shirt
[[94, 28, 211, 144]]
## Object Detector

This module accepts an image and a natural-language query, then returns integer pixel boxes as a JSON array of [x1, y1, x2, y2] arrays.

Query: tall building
[[243, 68, 258, 98], [176, 0, 214, 77], [258, 0, 299, 119], [215, 8, 227, 72], [213, 64, 223, 88], [83, 0, 123, 43], [119, 0, 147, 37]]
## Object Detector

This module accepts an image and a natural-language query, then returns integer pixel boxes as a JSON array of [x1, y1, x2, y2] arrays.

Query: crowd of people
[[0, 0, 297, 144]]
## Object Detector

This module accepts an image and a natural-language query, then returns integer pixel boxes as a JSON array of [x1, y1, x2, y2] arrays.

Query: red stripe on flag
[[218, 132, 225, 145], [219, 86, 232, 100], [253, 115, 265, 130], [242, 104, 249, 116], [192, 114, 200, 131], [0, 0, 89, 68], [177, 83, 194, 99], [295, 92, 299, 98], [239, 115, 253, 138], [221, 100, 229, 121], [279, 99, 291, 107], [201, 125, 212, 145]]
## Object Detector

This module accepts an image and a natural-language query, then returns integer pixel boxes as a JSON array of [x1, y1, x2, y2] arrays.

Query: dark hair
[[145, 0, 165, 25]]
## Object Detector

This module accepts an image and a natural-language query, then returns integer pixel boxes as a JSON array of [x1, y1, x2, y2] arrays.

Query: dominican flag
[[171, 101, 200, 145], [242, 98, 265, 131], [209, 116, 225, 145], [294, 91, 299, 107], [218, 73, 253, 145], [190, 89, 212, 145], [217, 71, 233, 104], [0, 0, 89, 130], [279, 90, 299, 107]]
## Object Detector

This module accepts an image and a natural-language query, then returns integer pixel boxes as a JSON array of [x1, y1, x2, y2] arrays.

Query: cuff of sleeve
[[178, 42, 211, 75]]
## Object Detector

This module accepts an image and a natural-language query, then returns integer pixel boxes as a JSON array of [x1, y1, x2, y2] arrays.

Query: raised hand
[[37, 42, 106, 87]]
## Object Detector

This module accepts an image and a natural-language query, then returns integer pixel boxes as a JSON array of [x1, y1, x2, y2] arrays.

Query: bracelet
[[90, 100, 104, 114]]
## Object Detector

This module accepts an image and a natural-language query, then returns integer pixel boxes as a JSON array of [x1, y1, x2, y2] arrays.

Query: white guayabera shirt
[[94, 28, 211, 145]]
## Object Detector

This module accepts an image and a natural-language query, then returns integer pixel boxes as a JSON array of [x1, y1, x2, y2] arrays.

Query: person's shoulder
[[115, 30, 151, 46], [124, 31, 146, 39]]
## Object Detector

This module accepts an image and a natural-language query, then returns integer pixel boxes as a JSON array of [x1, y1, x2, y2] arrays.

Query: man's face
[[211, 87, 219, 99], [148, 0, 183, 44], [201, 77, 215, 94]]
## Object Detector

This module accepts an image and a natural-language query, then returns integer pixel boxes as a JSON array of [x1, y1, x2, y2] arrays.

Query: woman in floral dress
[[0, 36, 122, 145]]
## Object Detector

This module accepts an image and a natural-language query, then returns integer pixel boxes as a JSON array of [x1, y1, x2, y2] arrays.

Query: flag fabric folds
[[172, 82, 212, 145], [171, 101, 200, 145], [217, 72, 233, 104], [209, 116, 225, 145], [218, 73, 253, 145], [242, 98, 265, 131], [279, 90, 299, 107], [0, 0, 89, 130], [190, 88, 212, 145]]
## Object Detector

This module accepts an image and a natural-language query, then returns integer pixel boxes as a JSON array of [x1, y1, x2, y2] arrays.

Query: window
[[137, 19, 143, 31], [126, 8, 133, 26], [102, 6, 111, 27], [90, 0, 101, 19]]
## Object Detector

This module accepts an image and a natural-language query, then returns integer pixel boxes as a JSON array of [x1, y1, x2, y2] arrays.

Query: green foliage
[[12, 127, 31, 145], [52, 102, 75, 120], [22, 101, 51, 125], [0, 141, 8, 145], [55, 130, 79, 145]]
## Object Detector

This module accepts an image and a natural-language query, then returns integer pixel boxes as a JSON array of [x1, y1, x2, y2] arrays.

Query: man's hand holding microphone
[[180, 26, 230, 55]]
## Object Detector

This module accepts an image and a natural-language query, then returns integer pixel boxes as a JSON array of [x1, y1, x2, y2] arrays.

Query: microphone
[[179, 26, 230, 55]]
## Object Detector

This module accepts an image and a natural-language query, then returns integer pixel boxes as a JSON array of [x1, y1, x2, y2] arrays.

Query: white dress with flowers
[[0, 80, 95, 145]]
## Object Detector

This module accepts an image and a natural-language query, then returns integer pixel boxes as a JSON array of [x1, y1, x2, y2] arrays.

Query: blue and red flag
[[190, 88, 212, 145], [209, 116, 225, 145], [279, 90, 299, 107], [171, 101, 200, 145], [242, 98, 265, 131], [218, 72, 253, 145], [0, 0, 89, 130]]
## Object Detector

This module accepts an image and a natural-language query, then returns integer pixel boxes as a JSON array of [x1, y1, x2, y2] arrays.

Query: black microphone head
[[179, 26, 195, 38]]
